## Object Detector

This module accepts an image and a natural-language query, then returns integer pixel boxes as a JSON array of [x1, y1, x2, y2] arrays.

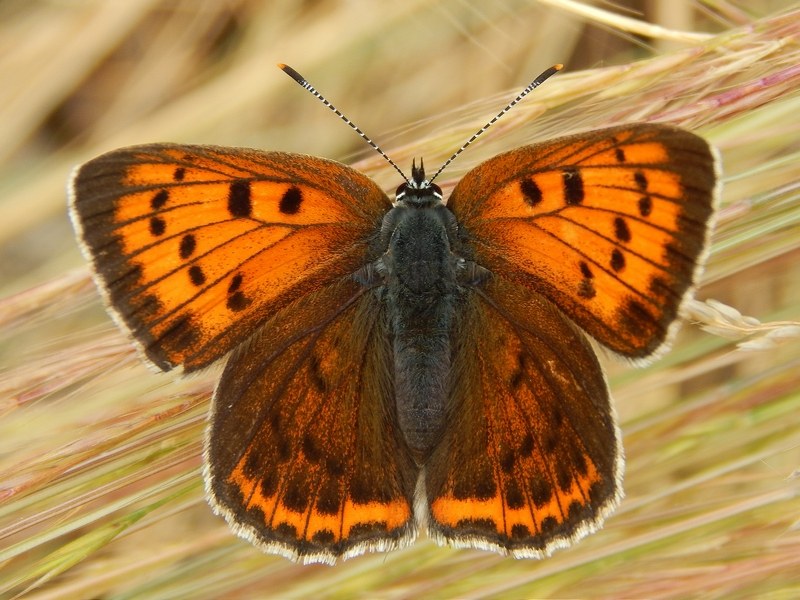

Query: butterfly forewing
[[205, 279, 418, 564], [69, 144, 388, 371], [447, 123, 718, 360], [425, 276, 621, 555]]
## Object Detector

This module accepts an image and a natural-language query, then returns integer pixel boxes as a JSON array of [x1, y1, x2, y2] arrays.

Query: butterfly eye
[[395, 183, 408, 198], [431, 183, 443, 198]]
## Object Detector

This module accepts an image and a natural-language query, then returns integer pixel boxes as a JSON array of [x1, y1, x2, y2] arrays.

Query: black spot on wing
[[610, 249, 626, 272], [188, 265, 206, 286], [562, 168, 584, 205], [638, 196, 652, 217], [179, 234, 196, 259], [228, 273, 243, 293], [227, 291, 250, 312], [578, 261, 596, 299], [149, 216, 166, 236], [151, 189, 169, 209], [614, 217, 631, 242], [530, 476, 553, 507], [520, 178, 542, 206], [228, 180, 252, 217], [279, 186, 303, 214]]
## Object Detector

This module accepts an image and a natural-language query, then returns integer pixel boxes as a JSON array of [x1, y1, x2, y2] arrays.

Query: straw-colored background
[[1, 1, 799, 598]]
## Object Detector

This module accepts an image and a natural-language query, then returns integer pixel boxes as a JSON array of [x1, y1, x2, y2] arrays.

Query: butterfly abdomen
[[378, 204, 463, 464]]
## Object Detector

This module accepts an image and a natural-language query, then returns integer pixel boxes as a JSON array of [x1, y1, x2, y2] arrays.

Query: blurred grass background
[[1, 1, 799, 598]]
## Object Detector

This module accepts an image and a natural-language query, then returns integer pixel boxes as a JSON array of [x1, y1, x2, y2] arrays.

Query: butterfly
[[68, 64, 719, 564]]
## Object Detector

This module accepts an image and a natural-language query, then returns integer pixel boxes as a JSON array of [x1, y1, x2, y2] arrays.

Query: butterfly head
[[395, 158, 443, 207]]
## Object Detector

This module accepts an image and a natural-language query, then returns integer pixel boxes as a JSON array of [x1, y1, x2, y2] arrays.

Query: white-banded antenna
[[427, 64, 562, 184], [279, 62, 563, 186], [279, 64, 409, 182]]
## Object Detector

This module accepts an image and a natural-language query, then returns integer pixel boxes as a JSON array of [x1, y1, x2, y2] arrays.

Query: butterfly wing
[[205, 277, 419, 564], [447, 123, 719, 360], [69, 144, 388, 371], [425, 276, 621, 556]]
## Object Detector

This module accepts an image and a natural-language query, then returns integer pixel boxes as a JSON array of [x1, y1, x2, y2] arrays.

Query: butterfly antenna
[[428, 64, 563, 184], [279, 64, 409, 182]]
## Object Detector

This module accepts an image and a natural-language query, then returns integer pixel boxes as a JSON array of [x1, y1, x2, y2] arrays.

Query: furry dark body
[[381, 202, 459, 464], [360, 176, 486, 465]]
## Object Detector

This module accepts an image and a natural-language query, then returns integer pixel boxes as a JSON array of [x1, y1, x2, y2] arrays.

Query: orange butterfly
[[68, 64, 719, 564]]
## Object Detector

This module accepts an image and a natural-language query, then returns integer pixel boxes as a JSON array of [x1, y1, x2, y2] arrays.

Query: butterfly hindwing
[[69, 144, 388, 371], [425, 275, 621, 556], [447, 123, 718, 360], [205, 278, 419, 564]]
